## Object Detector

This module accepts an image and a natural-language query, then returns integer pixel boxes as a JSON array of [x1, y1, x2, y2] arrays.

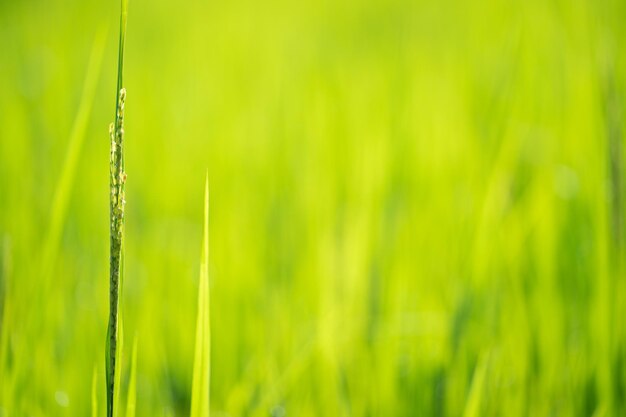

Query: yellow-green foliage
[[1, 0, 626, 416]]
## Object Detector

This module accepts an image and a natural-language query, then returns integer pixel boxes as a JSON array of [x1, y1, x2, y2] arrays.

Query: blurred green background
[[1, 0, 626, 415]]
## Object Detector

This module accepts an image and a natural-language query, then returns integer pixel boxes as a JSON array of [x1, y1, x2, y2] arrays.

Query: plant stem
[[107, 0, 128, 416]]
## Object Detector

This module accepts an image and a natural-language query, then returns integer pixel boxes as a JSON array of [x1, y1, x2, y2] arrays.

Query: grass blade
[[92, 365, 99, 417], [190, 173, 210, 417], [41, 28, 106, 274], [463, 352, 489, 417], [126, 335, 138, 417]]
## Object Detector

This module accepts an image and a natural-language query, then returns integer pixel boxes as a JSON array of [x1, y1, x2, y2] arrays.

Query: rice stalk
[[106, 0, 128, 416]]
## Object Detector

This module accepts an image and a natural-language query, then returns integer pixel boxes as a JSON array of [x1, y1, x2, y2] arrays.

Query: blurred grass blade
[[0, 238, 11, 383], [190, 173, 210, 417], [92, 365, 99, 417], [41, 29, 106, 274], [126, 335, 138, 417], [463, 352, 489, 417]]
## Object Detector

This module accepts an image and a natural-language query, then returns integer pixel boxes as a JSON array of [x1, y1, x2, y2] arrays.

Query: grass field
[[1, 0, 626, 415]]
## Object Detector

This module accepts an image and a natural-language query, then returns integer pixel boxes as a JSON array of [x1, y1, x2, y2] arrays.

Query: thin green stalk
[[41, 28, 107, 276], [126, 336, 138, 417], [190, 173, 210, 417], [106, 0, 128, 416], [463, 351, 490, 417]]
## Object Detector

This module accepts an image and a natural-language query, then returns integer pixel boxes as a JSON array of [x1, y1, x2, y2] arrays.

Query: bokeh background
[[1, 0, 626, 415]]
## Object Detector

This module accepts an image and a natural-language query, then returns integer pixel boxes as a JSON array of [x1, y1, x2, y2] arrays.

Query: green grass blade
[[41, 29, 106, 274], [190, 173, 210, 417], [92, 365, 99, 417], [126, 335, 138, 417], [0, 239, 12, 407], [115, 0, 128, 105], [463, 352, 489, 417]]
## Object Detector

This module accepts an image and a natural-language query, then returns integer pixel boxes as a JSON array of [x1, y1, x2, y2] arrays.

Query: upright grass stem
[[106, 0, 128, 416], [190, 174, 210, 417]]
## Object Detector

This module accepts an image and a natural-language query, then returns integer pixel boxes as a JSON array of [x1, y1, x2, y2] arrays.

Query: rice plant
[[106, 0, 128, 416]]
